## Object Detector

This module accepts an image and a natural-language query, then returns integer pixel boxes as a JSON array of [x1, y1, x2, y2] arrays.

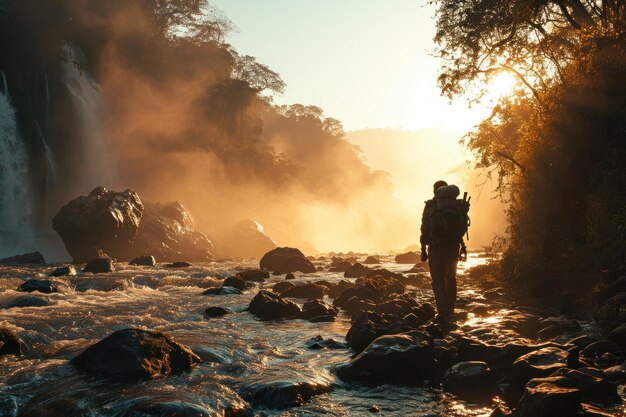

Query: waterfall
[[62, 44, 115, 192], [0, 81, 34, 238]]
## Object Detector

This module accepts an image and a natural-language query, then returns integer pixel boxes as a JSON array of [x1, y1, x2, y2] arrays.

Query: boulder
[[513, 379, 582, 417], [395, 251, 420, 264], [507, 347, 570, 392], [285, 273, 296, 280], [281, 283, 326, 300], [18, 279, 65, 294], [328, 280, 354, 298], [346, 311, 425, 353], [236, 269, 269, 282], [297, 299, 338, 321], [49, 265, 76, 276], [272, 281, 295, 294], [248, 290, 301, 320], [52, 187, 143, 262], [123, 399, 211, 417], [130, 201, 213, 262], [167, 262, 191, 268], [336, 331, 434, 384], [344, 263, 372, 278], [204, 306, 229, 318], [329, 258, 352, 272], [83, 258, 115, 273], [548, 368, 620, 404], [607, 322, 626, 347], [217, 219, 277, 259], [223, 276, 247, 291], [3, 296, 49, 308], [0, 328, 22, 356], [259, 248, 315, 274], [129, 255, 156, 266], [0, 251, 45, 264], [70, 328, 200, 379], [442, 361, 493, 395], [306, 335, 347, 350], [202, 286, 242, 295], [242, 379, 331, 409], [363, 256, 380, 264]]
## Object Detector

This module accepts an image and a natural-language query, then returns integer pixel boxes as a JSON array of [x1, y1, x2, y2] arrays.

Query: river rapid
[[0, 254, 621, 416]]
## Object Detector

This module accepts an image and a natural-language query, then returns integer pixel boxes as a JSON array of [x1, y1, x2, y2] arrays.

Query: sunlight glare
[[487, 71, 519, 98]]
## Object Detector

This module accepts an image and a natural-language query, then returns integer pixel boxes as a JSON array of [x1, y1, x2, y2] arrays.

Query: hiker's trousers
[[428, 242, 459, 317]]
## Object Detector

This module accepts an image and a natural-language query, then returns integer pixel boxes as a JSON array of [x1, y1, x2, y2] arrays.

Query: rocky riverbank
[[0, 249, 623, 416]]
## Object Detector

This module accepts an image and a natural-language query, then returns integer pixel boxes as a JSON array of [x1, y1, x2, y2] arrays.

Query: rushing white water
[[0, 83, 33, 239], [62, 45, 115, 192]]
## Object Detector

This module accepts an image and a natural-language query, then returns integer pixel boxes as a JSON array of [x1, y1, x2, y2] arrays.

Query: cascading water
[[0, 76, 34, 246], [62, 44, 115, 192]]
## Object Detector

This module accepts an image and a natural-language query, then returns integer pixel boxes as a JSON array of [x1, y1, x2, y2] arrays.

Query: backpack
[[427, 185, 470, 243]]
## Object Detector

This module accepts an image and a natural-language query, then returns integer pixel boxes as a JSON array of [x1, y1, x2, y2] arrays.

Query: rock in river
[[53, 187, 143, 262], [18, 279, 66, 294], [336, 330, 434, 384], [0, 251, 45, 264], [83, 258, 115, 273], [259, 247, 315, 274], [204, 306, 229, 318], [0, 328, 22, 356], [248, 290, 301, 320], [70, 328, 200, 379], [49, 265, 77, 277], [129, 255, 156, 266], [395, 251, 420, 264], [442, 361, 493, 395], [242, 379, 331, 410]]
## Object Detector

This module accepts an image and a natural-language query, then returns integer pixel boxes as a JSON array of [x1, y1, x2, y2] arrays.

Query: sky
[[210, 0, 512, 132]]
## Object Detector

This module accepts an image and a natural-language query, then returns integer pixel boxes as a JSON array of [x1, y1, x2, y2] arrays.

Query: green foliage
[[433, 0, 626, 291]]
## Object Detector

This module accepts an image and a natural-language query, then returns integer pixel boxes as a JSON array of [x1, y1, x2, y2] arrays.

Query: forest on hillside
[[434, 0, 626, 293]]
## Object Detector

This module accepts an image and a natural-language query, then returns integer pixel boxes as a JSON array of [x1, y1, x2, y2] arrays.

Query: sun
[[488, 71, 519, 98]]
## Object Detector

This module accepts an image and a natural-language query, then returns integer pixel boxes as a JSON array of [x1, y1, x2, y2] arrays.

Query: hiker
[[420, 180, 469, 322]]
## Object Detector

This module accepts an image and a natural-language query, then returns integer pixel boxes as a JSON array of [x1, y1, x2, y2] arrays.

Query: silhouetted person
[[420, 180, 469, 322]]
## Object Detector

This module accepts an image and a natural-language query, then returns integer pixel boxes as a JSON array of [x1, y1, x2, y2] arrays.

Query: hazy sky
[[211, 0, 510, 132]]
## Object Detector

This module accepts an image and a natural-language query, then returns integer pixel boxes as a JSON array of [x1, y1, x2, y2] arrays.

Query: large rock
[[513, 379, 582, 417], [344, 263, 372, 278], [442, 361, 493, 395], [242, 379, 331, 410], [70, 328, 200, 379], [18, 279, 65, 294], [83, 258, 115, 273], [346, 311, 425, 353], [506, 347, 570, 392], [52, 187, 143, 262], [129, 255, 156, 266], [395, 251, 420, 264], [0, 328, 22, 356], [129, 201, 213, 262], [281, 283, 326, 300], [0, 251, 45, 264], [248, 290, 301, 320], [3, 296, 49, 308], [217, 219, 277, 259], [259, 247, 315, 273], [296, 299, 338, 322], [336, 331, 434, 384]]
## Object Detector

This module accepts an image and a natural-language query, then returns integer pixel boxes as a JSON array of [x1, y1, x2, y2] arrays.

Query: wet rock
[[607, 322, 626, 347], [513, 379, 582, 417], [395, 251, 420, 264], [329, 259, 352, 272], [272, 281, 295, 294], [334, 282, 383, 308], [242, 379, 331, 409], [236, 269, 269, 282], [344, 263, 372, 278], [260, 247, 315, 273], [595, 352, 622, 368], [297, 299, 338, 321], [129, 255, 156, 266], [582, 340, 620, 359], [123, 398, 211, 417], [363, 256, 380, 264], [223, 276, 247, 291], [346, 311, 423, 353], [248, 290, 301, 320], [49, 265, 76, 277], [442, 361, 493, 395], [130, 201, 213, 262], [603, 365, 626, 382], [18, 279, 64, 294], [0, 251, 45, 264], [53, 187, 143, 262], [83, 258, 115, 273], [202, 286, 242, 295], [336, 330, 435, 384], [328, 280, 354, 298], [285, 273, 296, 280], [282, 283, 326, 300], [506, 347, 570, 391], [4, 296, 49, 308], [549, 367, 620, 404], [0, 328, 22, 356], [166, 261, 191, 268], [405, 264, 427, 273], [580, 403, 618, 417], [305, 335, 347, 350], [217, 219, 277, 259], [204, 306, 229, 318], [70, 328, 200, 379]]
